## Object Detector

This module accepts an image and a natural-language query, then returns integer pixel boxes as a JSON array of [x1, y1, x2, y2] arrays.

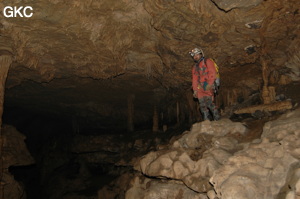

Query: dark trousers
[[198, 96, 220, 121]]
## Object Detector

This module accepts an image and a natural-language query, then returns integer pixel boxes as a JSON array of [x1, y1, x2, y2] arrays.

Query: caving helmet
[[189, 47, 204, 57]]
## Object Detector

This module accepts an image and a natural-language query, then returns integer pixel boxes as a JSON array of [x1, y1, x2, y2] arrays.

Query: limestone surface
[[210, 109, 300, 199], [138, 119, 245, 193], [1, 125, 34, 199], [129, 109, 300, 199]]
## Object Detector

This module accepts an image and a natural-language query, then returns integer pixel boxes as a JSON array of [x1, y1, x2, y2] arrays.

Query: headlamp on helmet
[[189, 48, 204, 57]]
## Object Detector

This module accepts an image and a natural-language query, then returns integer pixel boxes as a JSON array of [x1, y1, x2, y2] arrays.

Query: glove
[[205, 84, 213, 91], [197, 84, 202, 89], [193, 91, 198, 98]]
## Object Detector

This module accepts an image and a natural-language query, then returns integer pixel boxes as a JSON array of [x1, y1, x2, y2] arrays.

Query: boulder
[[210, 109, 300, 199]]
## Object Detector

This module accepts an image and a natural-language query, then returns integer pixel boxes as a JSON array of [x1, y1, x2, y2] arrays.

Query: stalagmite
[[267, 86, 276, 102], [234, 53, 293, 115], [0, 54, 12, 199], [127, 94, 135, 132], [152, 105, 159, 132], [186, 91, 201, 124], [234, 58, 292, 115], [176, 101, 180, 125], [261, 57, 274, 104]]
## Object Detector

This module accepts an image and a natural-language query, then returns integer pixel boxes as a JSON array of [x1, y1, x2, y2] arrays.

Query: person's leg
[[205, 96, 220, 121], [198, 97, 210, 121]]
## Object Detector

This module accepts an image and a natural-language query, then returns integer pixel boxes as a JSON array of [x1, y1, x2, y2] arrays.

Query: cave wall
[[0, 0, 299, 128]]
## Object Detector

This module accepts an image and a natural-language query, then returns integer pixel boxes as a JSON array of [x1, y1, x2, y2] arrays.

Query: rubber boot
[[212, 109, 220, 121], [203, 96, 220, 121], [201, 110, 210, 121]]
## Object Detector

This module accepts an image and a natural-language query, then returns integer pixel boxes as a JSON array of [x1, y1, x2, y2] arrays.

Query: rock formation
[[124, 108, 300, 199], [0, 125, 34, 199]]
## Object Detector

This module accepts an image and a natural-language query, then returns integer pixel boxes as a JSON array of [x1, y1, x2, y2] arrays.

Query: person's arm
[[192, 66, 198, 97], [192, 66, 198, 91]]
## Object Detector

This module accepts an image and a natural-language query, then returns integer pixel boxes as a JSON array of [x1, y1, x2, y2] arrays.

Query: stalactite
[[219, 87, 253, 109], [176, 101, 180, 125], [0, 54, 12, 199], [152, 105, 159, 133], [127, 94, 135, 132], [160, 112, 168, 132]]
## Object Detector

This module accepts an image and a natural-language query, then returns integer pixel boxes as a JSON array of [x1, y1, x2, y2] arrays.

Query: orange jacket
[[192, 58, 217, 98]]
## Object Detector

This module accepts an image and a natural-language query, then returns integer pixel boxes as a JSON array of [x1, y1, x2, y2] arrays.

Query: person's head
[[189, 47, 204, 62]]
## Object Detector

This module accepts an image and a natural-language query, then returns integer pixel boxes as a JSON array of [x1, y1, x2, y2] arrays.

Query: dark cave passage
[[3, 104, 190, 199]]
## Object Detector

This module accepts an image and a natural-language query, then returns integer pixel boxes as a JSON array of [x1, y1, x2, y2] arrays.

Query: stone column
[[152, 105, 159, 133], [176, 101, 180, 125], [127, 94, 135, 132], [0, 54, 12, 199], [186, 90, 199, 124], [261, 57, 270, 104], [261, 57, 276, 104], [259, 14, 277, 106]]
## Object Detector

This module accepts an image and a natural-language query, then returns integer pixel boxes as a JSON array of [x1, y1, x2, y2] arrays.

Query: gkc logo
[[3, 6, 33, 18]]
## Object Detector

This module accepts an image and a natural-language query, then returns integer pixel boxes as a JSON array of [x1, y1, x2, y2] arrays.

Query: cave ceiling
[[0, 0, 299, 127]]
